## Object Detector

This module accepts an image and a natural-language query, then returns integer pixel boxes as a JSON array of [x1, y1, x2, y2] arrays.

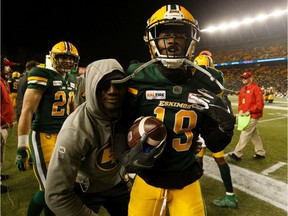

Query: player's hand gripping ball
[[127, 116, 167, 151]]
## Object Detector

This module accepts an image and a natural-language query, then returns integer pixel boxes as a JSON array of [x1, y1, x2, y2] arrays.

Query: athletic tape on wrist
[[18, 135, 29, 149]]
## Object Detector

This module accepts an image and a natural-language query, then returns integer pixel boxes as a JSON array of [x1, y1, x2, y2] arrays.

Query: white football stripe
[[138, 116, 165, 147], [146, 137, 161, 146], [138, 116, 149, 136]]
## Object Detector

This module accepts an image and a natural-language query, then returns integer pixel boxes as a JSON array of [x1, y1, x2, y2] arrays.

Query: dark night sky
[[1, 0, 287, 69]]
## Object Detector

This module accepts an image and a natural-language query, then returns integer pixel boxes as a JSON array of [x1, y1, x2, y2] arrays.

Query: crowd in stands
[[197, 37, 287, 96], [210, 38, 287, 63], [221, 64, 287, 96]]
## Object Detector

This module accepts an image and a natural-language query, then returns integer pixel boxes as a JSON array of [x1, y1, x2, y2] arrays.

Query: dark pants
[[74, 181, 131, 216]]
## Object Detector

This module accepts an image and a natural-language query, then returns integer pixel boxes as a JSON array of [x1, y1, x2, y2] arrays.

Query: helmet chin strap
[[111, 57, 182, 84], [111, 58, 236, 94], [158, 58, 185, 69], [111, 58, 159, 84]]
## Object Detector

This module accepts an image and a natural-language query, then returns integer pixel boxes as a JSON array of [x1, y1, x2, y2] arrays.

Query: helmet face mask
[[50, 41, 80, 74], [144, 4, 200, 68]]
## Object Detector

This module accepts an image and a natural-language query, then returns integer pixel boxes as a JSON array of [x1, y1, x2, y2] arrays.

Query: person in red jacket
[[229, 71, 265, 161], [1, 56, 16, 194]]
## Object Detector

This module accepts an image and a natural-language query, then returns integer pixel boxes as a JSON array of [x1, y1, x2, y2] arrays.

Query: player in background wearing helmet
[[116, 5, 235, 216], [194, 51, 238, 209], [16, 41, 79, 216], [8, 71, 21, 109]]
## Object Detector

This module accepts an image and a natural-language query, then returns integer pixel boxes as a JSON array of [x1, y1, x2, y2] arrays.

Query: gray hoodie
[[45, 59, 127, 216]]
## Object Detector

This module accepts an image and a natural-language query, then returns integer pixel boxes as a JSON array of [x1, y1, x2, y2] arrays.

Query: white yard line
[[231, 102, 288, 111], [264, 105, 288, 110], [261, 162, 287, 176], [272, 101, 288, 104], [259, 116, 287, 123], [203, 156, 288, 212]]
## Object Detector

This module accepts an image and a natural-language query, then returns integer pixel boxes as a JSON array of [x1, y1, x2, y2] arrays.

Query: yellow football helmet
[[144, 4, 200, 68], [12, 71, 21, 78], [50, 41, 80, 74], [194, 54, 214, 68]]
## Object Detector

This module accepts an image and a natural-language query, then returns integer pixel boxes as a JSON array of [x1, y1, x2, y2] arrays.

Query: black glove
[[122, 133, 166, 173], [189, 89, 235, 131]]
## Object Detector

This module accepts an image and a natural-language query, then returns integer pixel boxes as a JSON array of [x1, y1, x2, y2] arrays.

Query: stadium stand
[[195, 37, 287, 97]]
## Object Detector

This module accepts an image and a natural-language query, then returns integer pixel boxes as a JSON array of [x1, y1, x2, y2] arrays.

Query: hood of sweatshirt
[[85, 58, 125, 121]]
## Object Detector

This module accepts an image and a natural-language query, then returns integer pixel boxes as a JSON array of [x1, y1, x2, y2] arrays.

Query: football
[[127, 116, 167, 149]]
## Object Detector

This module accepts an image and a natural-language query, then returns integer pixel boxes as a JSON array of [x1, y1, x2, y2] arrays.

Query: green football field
[[1, 96, 287, 216]]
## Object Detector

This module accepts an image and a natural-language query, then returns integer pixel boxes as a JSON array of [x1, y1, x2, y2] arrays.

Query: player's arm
[[18, 88, 43, 139], [69, 97, 76, 114], [189, 89, 235, 152], [16, 88, 43, 171]]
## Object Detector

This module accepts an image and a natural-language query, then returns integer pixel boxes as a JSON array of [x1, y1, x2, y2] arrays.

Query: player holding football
[[194, 52, 238, 208], [114, 4, 235, 216], [16, 41, 79, 215]]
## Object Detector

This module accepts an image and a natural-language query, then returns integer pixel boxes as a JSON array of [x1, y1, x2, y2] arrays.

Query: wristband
[[18, 135, 29, 149]]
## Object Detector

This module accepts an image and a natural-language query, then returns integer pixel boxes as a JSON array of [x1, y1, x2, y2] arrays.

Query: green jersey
[[27, 67, 77, 133], [126, 63, 228, 188]]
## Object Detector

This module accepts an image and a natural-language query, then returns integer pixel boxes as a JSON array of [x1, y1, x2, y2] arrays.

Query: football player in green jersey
[[114, 4, 235, 216], [194, 52, 238, 209], [16, 41, 79, 216]]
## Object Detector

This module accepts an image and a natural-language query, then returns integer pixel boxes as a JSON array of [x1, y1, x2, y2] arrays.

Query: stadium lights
[[255, 14, 267, 21], [201, 9, 288, 33]]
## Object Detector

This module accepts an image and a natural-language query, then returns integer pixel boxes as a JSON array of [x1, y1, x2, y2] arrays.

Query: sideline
[[203, 156, 288, 212], [259, 116, 287, 123], [231, 102, 288, 111]]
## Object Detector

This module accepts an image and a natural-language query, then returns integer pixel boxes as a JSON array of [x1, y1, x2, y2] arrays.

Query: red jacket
[[1, 77, 14, 126], [238, 81, 264, 119]]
